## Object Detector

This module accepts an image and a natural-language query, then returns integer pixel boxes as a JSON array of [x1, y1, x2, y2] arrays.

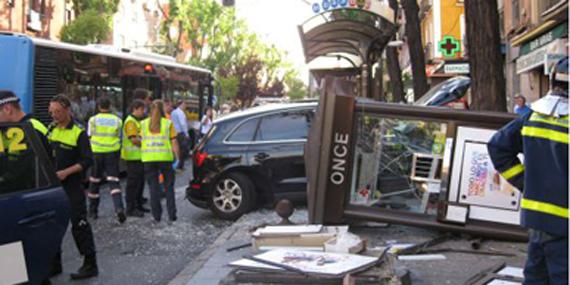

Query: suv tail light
[[445, 97, 469, 110], [194, 150, 208, 167]]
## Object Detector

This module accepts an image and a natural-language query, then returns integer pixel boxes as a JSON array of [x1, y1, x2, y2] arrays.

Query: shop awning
[[299, 9, 395, 66]]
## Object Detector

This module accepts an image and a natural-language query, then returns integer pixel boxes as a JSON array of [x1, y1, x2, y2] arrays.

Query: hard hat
[[549, 56, 568, 96], [531, 56, 569, 117]]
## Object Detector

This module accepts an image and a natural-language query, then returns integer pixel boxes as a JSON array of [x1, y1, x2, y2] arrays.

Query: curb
[[167, 216, 244, 285]]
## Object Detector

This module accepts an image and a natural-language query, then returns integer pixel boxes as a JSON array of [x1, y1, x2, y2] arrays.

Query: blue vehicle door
[[0, 123, 69, 285]]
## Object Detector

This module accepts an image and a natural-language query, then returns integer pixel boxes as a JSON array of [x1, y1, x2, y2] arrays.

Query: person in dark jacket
[[487, 57, 568, 284], [0, 90, 49, 152], [48, 94, 98, 280]]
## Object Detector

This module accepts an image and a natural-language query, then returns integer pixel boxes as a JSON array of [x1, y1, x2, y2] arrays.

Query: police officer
[[0, 91, 60, 278], [47, 94, 98, 279], [488, 57, 568, 284], [122, 99, 147, 217], [0, 90, 49, 152], [87, 96, 126, 223]]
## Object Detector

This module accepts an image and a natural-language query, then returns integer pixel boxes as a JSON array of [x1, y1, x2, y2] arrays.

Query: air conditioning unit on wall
[[27, 10, 42, 32]]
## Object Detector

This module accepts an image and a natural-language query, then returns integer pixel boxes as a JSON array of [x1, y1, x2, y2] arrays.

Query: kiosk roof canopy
[[299, 8, 395, 65]]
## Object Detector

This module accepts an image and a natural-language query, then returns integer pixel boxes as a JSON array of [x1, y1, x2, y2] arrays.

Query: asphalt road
[[51, 166, 232, 285]]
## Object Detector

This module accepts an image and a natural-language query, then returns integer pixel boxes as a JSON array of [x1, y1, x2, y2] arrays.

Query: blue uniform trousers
[[524, 230, 568, 285]]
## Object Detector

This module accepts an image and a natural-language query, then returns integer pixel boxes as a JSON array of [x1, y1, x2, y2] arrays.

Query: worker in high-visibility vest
[[140, 99, 180, 224], [488, 57, 568, 284], [121, 99, 148, 217], [87, 96, 126, 223], [48, 94, 98, 280]]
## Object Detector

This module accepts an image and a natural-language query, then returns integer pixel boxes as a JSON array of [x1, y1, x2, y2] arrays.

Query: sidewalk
[[169, 208, 527, 285]]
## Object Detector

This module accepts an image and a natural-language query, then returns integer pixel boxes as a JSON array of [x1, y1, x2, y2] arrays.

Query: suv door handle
[[18, 211, 56, 226], [254, 152, 269, 161]]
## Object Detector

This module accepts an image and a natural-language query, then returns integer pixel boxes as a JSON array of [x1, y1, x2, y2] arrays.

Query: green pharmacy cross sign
[[438, 36, 461, 58]]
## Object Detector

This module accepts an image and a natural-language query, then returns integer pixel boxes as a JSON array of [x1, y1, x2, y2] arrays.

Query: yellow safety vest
[[121, 115, 141, 161], [89, 113, 122, 153], [29, 118, 48, 136], [140, 118, 174, 162], [48, 124, 83, 147]]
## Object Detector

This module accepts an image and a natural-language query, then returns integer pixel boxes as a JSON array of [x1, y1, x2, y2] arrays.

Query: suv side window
[[255, 110, 312, 142], [227, 118, 259, 142], [0, 125, 51, 195]]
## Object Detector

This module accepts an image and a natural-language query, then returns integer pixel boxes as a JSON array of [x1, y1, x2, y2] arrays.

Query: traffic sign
[[312, 3, 320, 13], [322, 0, 330, 10]]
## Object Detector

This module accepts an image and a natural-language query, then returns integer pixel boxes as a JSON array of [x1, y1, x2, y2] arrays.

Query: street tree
[[60, 0, 119, 44], [159, 0, 245, 67], [386, 0, 405, 103], [285, 76, 308, 101], [400, 0, 429, 99], [60, 10, 111, 44], [464, 0, 506, 111], [159, 0, 299, 106], [232, 55, 264, 108]]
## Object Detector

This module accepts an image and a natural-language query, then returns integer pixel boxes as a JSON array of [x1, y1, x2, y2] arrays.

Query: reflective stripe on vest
[[140, 118, 174, 162], [48, 124, 82, 147], [121, 115, 141, 161], [89, 113, 121, 153], [29, 118, 48, 135], [501, 163, 524, 180], [521, 126, 569, 144], [521, 198, 569, 219], [529, 113, 569, 128]]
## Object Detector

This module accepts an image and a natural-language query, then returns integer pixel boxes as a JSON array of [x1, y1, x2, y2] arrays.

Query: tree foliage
[[71, 0, 119, 16], [60, 10, 111, 45], [60, 0, 119, 44], [285, 77, 307, 101], [159, 0, 303, 107]]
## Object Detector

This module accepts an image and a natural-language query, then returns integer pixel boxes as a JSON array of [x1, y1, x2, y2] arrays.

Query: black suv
[[186, 103, 316, 220]]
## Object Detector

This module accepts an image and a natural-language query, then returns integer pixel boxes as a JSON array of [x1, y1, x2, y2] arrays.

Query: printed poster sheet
[[251, 249, 378, 276], [458, 142, 520, 210]]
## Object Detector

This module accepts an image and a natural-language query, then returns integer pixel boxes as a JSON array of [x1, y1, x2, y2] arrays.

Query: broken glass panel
[[349, 113, 447, 216]]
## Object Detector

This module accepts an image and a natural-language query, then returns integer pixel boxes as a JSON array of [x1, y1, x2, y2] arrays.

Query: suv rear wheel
[[209, 172, 256, 220]]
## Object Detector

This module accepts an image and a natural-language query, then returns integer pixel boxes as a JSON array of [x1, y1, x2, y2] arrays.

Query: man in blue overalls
[[488, 57, 568, 284]]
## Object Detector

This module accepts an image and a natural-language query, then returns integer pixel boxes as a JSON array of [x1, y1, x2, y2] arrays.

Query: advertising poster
[[458, 142, 520, 210]]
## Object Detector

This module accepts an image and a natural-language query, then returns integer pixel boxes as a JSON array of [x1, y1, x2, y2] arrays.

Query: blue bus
[[0, 33, 214, 125]]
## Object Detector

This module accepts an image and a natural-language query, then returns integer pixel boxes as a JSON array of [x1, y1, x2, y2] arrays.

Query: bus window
[[20, 38, 212, 125]]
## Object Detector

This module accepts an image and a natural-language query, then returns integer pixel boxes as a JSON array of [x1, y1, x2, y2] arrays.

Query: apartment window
[[30, 0, 46, 16], [512, 0, 519, 27], [28, 0, 45, 31]]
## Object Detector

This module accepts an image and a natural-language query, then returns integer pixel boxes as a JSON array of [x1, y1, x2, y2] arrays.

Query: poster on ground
[[250, 249, 378, 277]]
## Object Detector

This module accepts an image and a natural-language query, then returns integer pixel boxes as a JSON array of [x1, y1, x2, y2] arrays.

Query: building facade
[[419, 0, 467, 86], [0, 0, 73, 40], [503, 0, 568, 110], [111, 0, 167, 52]]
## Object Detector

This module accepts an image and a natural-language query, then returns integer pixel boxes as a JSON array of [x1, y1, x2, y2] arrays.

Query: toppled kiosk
[[305, 79, 527, 241]]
